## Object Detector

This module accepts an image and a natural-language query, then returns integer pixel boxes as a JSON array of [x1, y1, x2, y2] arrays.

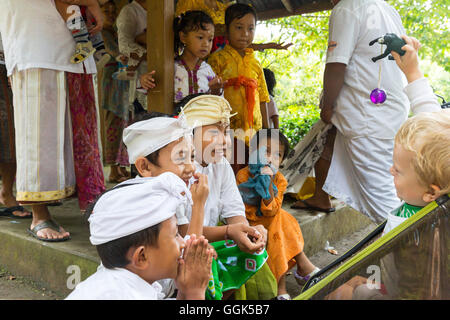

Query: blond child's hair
[[395, 109, 450, 196]]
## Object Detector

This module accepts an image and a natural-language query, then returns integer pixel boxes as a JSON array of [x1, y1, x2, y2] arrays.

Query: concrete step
[[0, 192, 373, 298]]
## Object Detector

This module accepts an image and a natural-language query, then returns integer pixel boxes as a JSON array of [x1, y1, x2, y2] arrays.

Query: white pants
[[323, 131, 401, 223]]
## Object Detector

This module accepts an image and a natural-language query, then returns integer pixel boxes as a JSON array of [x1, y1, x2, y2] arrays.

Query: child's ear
[[135, 157, 153, 177], [179, 31, 187, 45], [422, 184, 442, 203], [130, 246, 149, 270]]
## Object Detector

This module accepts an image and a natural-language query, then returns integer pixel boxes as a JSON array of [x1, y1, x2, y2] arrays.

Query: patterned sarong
[[206, 239, 268, 300], [0, 64, 15, 163]]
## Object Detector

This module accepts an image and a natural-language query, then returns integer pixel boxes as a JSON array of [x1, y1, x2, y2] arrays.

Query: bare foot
[[31, 219, 70, 240], [292, 196, 333, 211], [30, 205, 70, 240]]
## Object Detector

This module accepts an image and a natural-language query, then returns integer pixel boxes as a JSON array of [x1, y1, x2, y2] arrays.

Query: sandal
[[294, 267, 320, 286], [0, 206, 32, 219], [27, 220, 71, 242], [290, 199, 335, 213], [70, 42, 96, 64]]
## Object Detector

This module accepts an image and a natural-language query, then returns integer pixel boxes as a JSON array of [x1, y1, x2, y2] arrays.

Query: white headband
[[89, 172, 192, 245]]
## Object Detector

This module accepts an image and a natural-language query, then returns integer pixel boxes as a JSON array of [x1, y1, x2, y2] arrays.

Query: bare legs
[[0, 163, 31, 217]]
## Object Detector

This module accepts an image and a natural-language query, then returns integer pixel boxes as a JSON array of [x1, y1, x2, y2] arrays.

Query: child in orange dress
[[236, 129, 320, 300]]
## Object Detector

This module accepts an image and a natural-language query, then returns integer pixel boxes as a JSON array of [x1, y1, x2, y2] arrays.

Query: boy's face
[[144, 216, 185, 280], [139, 137, 196, 186], [390, 144, 429, 207], [193, 122, 232, 166], [180, 24, 215, 60], [227, 13, 256, 52]]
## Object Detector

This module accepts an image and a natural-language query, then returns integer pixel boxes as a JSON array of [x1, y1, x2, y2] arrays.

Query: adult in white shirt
[[319, 0, 439, 223], [0, 0, 105, 241]]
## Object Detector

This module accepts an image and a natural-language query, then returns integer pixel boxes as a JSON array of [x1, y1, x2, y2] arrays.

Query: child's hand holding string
[[391, 35, 423, 84]]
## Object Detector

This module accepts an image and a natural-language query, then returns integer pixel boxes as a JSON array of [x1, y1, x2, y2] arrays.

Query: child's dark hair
[[249, 129, 290, 161], [225, 3, 257, 30], [263, 68, 276, 97], [96, 224, 161, 269], [174, 10, 215, 56]]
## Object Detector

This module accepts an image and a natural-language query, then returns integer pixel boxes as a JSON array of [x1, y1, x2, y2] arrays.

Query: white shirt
[[183, 158, 246, 227], [174, 60, 217, 103], [326, 0, 408, 139], [65, 265, 165, 300], [0, 0, 96, 76], [404, 77, 441, 113]]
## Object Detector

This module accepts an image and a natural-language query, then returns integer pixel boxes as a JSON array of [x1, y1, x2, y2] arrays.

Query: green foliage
[[391, 0, 450, 73], [278, 104, 320, 147]]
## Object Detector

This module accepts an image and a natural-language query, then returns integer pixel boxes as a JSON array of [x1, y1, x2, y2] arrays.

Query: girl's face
[[259, 137, 285, 171], [101, 3, 117, 28], [180, 23, 215, 60], [140, 136, 196, 186], [227, 13, 256, 53], [193, 123, 232, 166]]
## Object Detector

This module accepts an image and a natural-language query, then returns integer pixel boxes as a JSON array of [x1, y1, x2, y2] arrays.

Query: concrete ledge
[[282, 197, 374, 256], [0, 195, 373, 298]]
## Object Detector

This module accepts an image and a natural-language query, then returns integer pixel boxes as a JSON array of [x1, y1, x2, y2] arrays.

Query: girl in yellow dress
[[208, 3, 271, 174]]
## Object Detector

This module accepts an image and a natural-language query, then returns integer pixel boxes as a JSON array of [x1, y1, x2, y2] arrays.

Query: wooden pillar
[[146, 0, 174, 114]]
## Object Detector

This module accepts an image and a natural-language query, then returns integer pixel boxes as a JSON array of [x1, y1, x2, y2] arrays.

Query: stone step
[[0, 194, 373, 298]]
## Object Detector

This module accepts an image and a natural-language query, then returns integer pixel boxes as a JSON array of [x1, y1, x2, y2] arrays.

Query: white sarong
[[323, 131, 401, 223], [12, 68, 76, 203]]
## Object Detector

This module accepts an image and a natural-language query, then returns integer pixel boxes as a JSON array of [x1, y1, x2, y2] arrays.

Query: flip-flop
[[290, 199, 336, 213], [0, 206, 32, 219], [27, 220, 71, 242]]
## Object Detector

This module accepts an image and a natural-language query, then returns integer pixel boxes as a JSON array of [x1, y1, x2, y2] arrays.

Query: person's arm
[[135, 30, 147, 48], [320, 63, 346, 124], [250, 42, 293, 52], [321, 5, 360, 123], [186, 173, 209, 236], [116, 7, 146, 65], [260, 173, 286, 217], [59, 0, 103, 34], [271, 115, 279, 129], [391, 35, 441, 113], [260, 102, 269, 129]]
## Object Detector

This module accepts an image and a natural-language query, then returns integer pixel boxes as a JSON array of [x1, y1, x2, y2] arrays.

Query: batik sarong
[[0, 64, 15, 163], [67, 72, 106, 210], [206, 240, 268, 300]]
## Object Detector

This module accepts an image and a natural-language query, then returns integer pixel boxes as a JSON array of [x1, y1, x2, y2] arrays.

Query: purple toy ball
[[370, 88, 387, 104]]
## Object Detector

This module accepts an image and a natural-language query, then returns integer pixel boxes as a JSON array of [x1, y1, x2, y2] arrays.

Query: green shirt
[[393, 202, 423, 218]]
